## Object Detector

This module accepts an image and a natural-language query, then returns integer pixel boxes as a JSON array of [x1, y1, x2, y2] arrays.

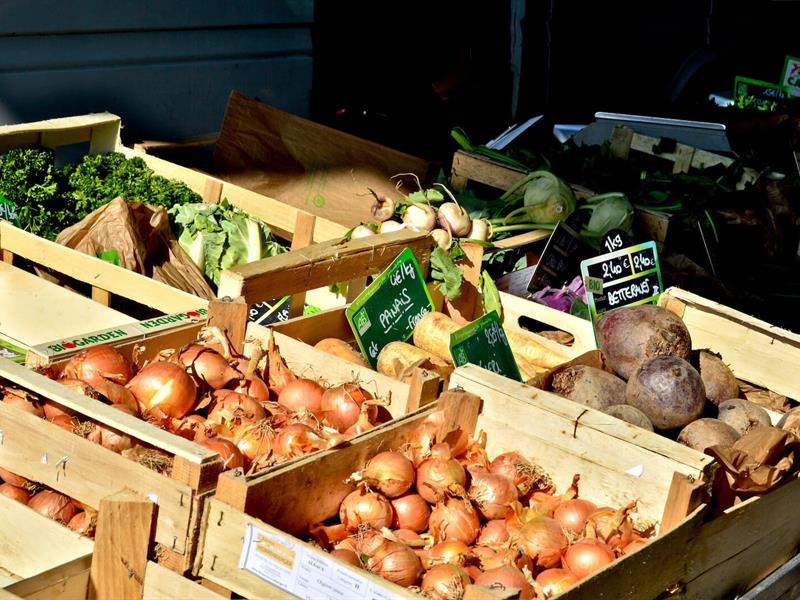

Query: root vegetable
[[468, 219, 492, 242], [550, 365, 626, 410], [379, 220, 407, 234], [370, 194, 396, 222], [505, 329, 570, 369], [601, 405, 654, 431], [437, 202, 471, 237], [351, 225, 376, 239], [431, 228, 453, 250], [625, 356, 706, 430], [412, 312, 461, 364], [403, 203, 437, 233], [596, 305, 692, 380], [717, 399, 771, 436], [677, 418, 740, 452], [698, 350, 740, 406], [314, 339, 369, 368], [377, 341, 453, 381], [778, 407, 800, 438]]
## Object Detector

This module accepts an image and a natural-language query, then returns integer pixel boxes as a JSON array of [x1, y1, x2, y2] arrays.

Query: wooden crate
[[0, 350, 224, 574], [0, 113, 350, 317], [194, 374, 713, 598]]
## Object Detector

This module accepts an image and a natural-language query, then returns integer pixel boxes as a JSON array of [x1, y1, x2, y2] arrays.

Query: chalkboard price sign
[[248, 296, 292, 326], [449, 311, 521, 381], [580, 241, 663, 322], [346, 247, 434, 368], [527, 212, 591, 293]]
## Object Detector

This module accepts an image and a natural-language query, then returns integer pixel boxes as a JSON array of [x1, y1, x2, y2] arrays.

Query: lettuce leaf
[[430, 246, 463, 301]]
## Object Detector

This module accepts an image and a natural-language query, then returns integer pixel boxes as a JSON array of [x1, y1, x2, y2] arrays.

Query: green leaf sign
[[449, 311, 521, 381], [346, 247, 434, 368]]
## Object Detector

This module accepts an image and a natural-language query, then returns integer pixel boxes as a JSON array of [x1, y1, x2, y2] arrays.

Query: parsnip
[[314, 338, 369, 368], [377, 341, 453, 381], [411, 312, 461, 364]]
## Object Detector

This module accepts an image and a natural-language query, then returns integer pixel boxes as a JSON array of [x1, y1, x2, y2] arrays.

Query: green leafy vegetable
[[430, 246, 464, 301], [577, 192, 635, 248], [480, 270, 502, 318], [168, 200, 285, 286]]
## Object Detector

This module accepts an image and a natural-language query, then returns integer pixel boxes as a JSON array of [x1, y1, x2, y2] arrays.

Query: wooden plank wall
[[0, 1, 313, 143]]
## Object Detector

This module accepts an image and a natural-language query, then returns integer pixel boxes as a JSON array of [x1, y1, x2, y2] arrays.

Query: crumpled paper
[[55, 197, 216, 300]]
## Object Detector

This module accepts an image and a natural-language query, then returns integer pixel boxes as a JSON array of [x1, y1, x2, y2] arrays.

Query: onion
[[527, 474, 579, 517], [3, 388, 44, 418], [437, 202, 471, 237], [474, 566, 535, 600], [562, 539, 614, 579], [335, 536, 359, 553], [197, 436, 245, 470], [536, 568, 579, 596], [431, 228, 453, 251], [44, 400, 76, 421], [233, 420, 276, 465], [28, 490, 77, 524], [585, 502, 636, 551], [127, 362, 197, 418], [418, 540, 471, 569], [391, 492, 431, 533], [50, 414, 80, 433], [208, 390, 267, 423], [429, 490, 481, 545], [458, 432, 489, 470], [365, 540, 423, 587], [87, 404, 136, 453], [421, 564, 471, 600], [321, 384, 375, 433], [509, 513, 568, 569], [403, 203, 437, 233], [477, 519, 510, 547], [0, 467, 28, 488], [178, 345, 241, 390], [309, 522, 349, 549], [392, 529, 423, 545], [91, 380, 139, 413], [63, 345, 133, 386], [409, 412, 444, 465], [272, 423, 326, 459], [362, 451, 415, 498], [169, 414, 207, 440], [0, 482, 29, 504], [343, 401, 379, 440], [468, 471, 518, 520], [330, 548, 363, 569], [489, 452, 550, 497], [277, 379, 325, 417], [235, 375, 269, 403], [68, 510, 97, 537], [339, 489, 394, 532], [621, 536, 649, 555], [416, 445, 467, 504], [554, 498, 598, 536]]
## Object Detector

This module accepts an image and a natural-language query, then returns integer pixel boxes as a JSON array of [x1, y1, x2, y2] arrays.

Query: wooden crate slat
[[0, 403, 194, 554], [0, 113, 121, 154], [4, 555, 91, 600], [142, 562, 227, 600]]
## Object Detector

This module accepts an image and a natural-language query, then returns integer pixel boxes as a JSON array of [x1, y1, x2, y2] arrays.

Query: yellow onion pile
[[0, 467, 96, 538], [11, 332, 386, 475], [308, 412, 653, 599]]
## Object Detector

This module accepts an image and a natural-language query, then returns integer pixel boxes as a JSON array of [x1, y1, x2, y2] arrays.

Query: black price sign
[[527, 212, 591, 293], [345, 247, 434, 368], [580, 241, 663, 321], [248, 296, 291, 325], [449, 311, 521, 381]]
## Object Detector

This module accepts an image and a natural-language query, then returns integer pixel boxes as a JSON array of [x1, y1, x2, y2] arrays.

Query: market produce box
[[193, 378, 713, 598], [0, 112, 350, 320], [137, 90, 433, 229]]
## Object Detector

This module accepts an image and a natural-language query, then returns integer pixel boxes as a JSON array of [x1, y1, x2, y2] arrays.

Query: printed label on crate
[[0, 338, 27, 364], [527, 212, 591, 293], [580, 241, 663, 325], [346, 247, 434, 368], [733, 76, 790, 111], [449, 310, 521, 381], [781, 55, 800, 97], [136, 307, 208, 334], [239, 523, 405, 600], [248, 296, 291, 325], [0, 194, 21, 227]]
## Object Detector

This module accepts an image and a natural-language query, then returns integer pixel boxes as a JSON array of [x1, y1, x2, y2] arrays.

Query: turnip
[[468, 219, 492, 242], [431, 228, 453, 250], [717, 399, 771, 436], [596, 305, 692, 381], [625, 356, 706, 430], [350, 225, 376, 239], [403, 203, 437, 233], [550, 365, 626, 410], [601, 405, 654, 432], [677, 418, 740, 452], [437, 202, 471, 237], [379, 220, 407, 234], [370, 193, 397, 223], [698, 350, 739, 406]]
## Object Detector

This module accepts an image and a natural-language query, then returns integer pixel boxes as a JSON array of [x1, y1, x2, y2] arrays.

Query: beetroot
[[698, 350, 739, 406], [625, 356, 706, 430], [550, 365, 626, 410], [717, 399, 771, 436], [677, 418, 740, 452], [596, 305, 692, 381], [602, 404, 654, 432]]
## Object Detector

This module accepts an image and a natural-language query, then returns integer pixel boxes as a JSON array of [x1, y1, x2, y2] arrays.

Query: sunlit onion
[[321, 384, 375, 432], [91, 380, 139, 413], [468, 470, 517, 520], [416, 444, 466, 504], [63, 345, 133, 386], [418, 540, 471, 569], [391, 492, 431, 533], [585, 502, 636, 551], [563, 539, 614, 579], [421, 564, 471, 600], [489, 452, 550, 497], [554, 498, 598, 536], [362, 451, 415, 498], [511, 514, 568, 569], [126, 362, 197, 418], [365, 540, 423, 587], [3, 388, 44, 418], [277, 379, 325, 417], [339, 489, 394, 532], [330, 549, 363, 569], [272, 423, 327, 460], [208, 390, 267, 423], [178, 345, 241, 390], [28, 490, 77, 524], [536, 568, 579, 596], [474, 566, 535, 600], [49, 414, 80, 433], [197, 436, 245, 470], [429, 491, 481, 545], [477, 519, 510, 547], [233, 420, 276, 465], [68, 510, 97, 537], [0, 482, 29, 504]]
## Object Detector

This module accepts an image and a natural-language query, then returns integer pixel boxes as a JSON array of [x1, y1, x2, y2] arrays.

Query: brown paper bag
[[55, 197, 216, 300]]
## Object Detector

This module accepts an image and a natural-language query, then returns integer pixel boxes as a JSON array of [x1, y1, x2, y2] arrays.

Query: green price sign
[[0, 194, 21, 227], [346, 247, 434, 368], [449, 311, 521, 381]]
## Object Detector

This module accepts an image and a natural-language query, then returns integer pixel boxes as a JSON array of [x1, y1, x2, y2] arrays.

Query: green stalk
[[491, 223, 556, 234]]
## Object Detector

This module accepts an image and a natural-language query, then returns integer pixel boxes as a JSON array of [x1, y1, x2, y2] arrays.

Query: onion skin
[[68, 511, 97, 537], [178, 345, 241, 390], [86, 404, 136, 453], [277, 379, 325, 418], [126, 362, 198, 418], [554, 498, 598, 536], [489, 452, 549, 497], [0, 482, 30, 504], [477, 519, 510, 547], [416, 447, 467, 504], [429, 492, 481, 545], [474, 566, 535, 600], [421, 563, 471, 600], [366, 540, 424, 587], [417, 540, 471, 569], [330, 548, 363, 569], [562, 539, 615, 579], [28, 490, 77, 524], [271, 423, 325, 460], [208, 390, 267, 423], [3, 389, 45, 418], [339, 489, 394, 532], [468, 470, 518, 520], [63, 345, 133, 386], [321, 384, 375, 433], [197, 437, 245, 470], [363, 451, 415, 498], [0, 467, 29, 488], [50, 414, 80, 433], [536, 567, 579, 596], [510, 514, 568, 569], [391, 492, 431, 533], [233, 420, 276, 465]]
